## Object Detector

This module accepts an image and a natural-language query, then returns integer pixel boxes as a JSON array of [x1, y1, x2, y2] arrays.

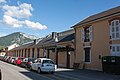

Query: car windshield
[[43, 60, 54, 64]]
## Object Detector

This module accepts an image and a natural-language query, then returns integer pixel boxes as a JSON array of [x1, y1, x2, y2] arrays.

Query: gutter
[[71, 11, 120, 28]]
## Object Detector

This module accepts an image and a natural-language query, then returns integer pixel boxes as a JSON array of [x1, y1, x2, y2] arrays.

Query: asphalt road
[[0, 60, 120, 80]]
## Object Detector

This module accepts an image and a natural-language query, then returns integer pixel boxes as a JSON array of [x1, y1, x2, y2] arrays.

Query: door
[[84, 48, 91, 63], [67, 51, 70, 68]]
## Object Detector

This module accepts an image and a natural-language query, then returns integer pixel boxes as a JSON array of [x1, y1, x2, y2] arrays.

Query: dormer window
[[110, 19, 120, 40]]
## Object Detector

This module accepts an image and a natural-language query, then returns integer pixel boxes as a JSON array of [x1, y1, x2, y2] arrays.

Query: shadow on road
[[19, 68, 120, 80]]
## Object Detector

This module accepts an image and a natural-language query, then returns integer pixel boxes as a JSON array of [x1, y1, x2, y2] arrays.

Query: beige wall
[[58, 52, 66, 67], [75, 16, 120, 71], [49, 51, 55, 62], [75, 20, 109, 71]]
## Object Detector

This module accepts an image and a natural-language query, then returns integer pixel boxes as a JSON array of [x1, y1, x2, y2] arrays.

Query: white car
[[30, 58, 55, 74]]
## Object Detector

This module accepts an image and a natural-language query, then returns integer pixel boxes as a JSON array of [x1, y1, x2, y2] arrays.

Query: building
[[8, 29, 75, 68], [72, 6, 120, 71], [7, 43, 19, 51], [0, 50, 6, 57], [1, 43, 19, 56]]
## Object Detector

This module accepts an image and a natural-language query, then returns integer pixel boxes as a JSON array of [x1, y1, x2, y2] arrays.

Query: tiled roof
[[9, 29, 75, 50], [58, 33, 75, 42], [10, 42, 34, 51], [72, 6, 120, 28]]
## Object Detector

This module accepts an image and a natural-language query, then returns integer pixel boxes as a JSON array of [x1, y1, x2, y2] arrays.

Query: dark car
[[20, 57, 35, 68]]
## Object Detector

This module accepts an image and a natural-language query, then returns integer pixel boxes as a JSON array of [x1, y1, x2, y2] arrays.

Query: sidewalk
[[55, 68, 120, 80], [55, 68, 74, 72]]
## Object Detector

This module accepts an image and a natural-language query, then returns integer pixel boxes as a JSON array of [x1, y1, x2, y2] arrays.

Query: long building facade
[[8, 29, 75, 68], [7, 6, 120, 71]]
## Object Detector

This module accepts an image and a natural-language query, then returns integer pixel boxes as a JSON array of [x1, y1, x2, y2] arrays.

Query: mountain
[[0, 32, 38, 48]]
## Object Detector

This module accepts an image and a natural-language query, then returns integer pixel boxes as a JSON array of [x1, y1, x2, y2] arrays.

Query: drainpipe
[[55, 47, 58, 66], [74, 29, 77, 63], [52, 32, 59, 68]]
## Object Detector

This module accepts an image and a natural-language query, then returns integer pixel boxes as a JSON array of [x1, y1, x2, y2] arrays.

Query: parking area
[[0, 60, 120, 80]]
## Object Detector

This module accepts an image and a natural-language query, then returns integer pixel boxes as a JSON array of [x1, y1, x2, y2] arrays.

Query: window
[[110, 19, 120, 40], [81, 26, 93, 42], [84, 27, 90, 42], [84, 48, 91, 63], [116, 20, 119, 25], [37, 59, 41, 63], [111, 44, 120, 56], [112, 27, 114, 32], [43, 60, 54, 64], [112, 46, 115, 52], [117, 46, 120, 52]]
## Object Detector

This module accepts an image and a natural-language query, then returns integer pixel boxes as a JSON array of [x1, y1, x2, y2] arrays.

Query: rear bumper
[[41, 67, 55, 72]]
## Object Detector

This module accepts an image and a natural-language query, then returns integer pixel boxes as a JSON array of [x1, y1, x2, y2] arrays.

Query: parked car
[[0, 56, 4, 61], [9, 57, 16, 64], [14, 57, 24, 65], [30, 58, 55, 74], [20, 57, 35, 68], [2, 56, 7, 61], [5, 56, 11, 62]]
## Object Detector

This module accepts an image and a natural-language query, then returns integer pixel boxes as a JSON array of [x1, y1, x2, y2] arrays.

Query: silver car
[[30, 58, 55, 74]]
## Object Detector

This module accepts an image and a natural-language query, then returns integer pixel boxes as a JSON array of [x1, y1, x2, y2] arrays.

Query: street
[[0, 60, 120, 80]]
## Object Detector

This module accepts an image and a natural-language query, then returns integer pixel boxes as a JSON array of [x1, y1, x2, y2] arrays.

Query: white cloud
[[24, 20, 47, 30], [0, 0, 6, 3], [3, 15, 47, 30], [2, 3, 33, 18], [3, 15, 23, 27], [1, 2, 48, 30]]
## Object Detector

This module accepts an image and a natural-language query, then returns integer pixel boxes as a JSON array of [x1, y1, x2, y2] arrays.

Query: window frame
[[81, 26, 93, 42], [111, 44, 120, 56], [110, 19, 120, 40], [83, 47, 91, 64]]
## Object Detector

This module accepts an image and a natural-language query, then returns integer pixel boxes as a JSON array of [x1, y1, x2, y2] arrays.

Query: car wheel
[[38, 68, 41, 74]]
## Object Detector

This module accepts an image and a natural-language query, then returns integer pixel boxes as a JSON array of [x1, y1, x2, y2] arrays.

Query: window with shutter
[[89, 26, 93, 42], [110, 19, 120, 40], [111, 44, 120, 56], [81, 28, 85, 42]]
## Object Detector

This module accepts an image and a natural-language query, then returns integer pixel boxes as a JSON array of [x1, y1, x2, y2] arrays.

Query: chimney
[[34, 39, 38, 44], [52, 32, 58, 42]]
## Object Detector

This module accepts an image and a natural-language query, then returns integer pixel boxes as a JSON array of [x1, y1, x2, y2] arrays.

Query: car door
[[31, 59, 37, 70], [35, 59, 41, 70]]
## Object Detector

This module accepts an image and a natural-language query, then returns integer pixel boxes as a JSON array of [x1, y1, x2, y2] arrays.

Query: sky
[[0, 0, 120, 38]]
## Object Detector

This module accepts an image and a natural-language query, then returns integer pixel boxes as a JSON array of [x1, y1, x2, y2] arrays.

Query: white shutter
[[81, 28, 85, 42], [89, 26, 93, 42], [119, 22, 120, 39]]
